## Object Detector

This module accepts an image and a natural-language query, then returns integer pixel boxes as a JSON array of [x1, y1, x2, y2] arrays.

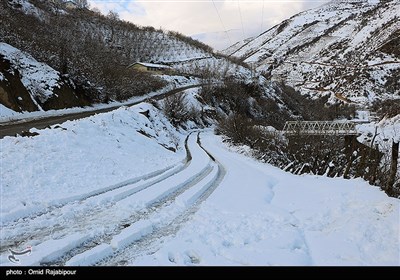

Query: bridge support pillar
[[387, 140, 399, 194], [343, 135, 357, 179]]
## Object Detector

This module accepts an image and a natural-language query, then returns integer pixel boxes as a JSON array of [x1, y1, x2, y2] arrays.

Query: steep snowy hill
[[226, 0, 400, 105]]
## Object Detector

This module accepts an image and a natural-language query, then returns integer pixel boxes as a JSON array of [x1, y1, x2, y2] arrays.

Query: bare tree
[[163, 94, 197, 127], [75, 0, 89, 9], [107, 10, 120, 21]]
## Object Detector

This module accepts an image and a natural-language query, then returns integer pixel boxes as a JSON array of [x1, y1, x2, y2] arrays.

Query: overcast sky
[[88, 0, 329, 50]]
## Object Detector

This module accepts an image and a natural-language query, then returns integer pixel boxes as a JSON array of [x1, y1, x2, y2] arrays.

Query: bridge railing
[[282, 121, 358, 136]]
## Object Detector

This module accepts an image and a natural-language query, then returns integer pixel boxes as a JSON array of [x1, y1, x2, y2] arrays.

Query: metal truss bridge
[[282, 121, 358, 136]]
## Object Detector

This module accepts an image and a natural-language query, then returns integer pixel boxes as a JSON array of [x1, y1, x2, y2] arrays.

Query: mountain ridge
[[225, 0, 400, 105]]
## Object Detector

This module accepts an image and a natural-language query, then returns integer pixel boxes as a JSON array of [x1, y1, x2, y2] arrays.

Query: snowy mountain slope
[[219, 36, 255, 56], [0, 0, 251, 109], [1, 0, 220, 68], [6, 0, 210, 62], [171, 56, 252, 81], [226, 0, 400, 104], [0, 43, 91, 112]]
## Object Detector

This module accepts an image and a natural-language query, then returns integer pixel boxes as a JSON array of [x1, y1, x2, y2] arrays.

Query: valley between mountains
[[0, 0, 399, 266]]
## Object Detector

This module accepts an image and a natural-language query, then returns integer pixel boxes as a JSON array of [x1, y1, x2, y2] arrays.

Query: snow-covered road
[[131, 132, 399, 266], [0, 132, 225, 266], [0, 84, 202, 138], [1, 109, 398, 266]]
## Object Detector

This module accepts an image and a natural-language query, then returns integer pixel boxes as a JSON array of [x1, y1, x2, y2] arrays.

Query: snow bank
[[111, 220, 154, 250], [0, 104, 18, 118]]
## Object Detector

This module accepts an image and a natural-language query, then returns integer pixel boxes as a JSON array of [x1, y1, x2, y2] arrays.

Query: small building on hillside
[[128, 62, 171, 74]]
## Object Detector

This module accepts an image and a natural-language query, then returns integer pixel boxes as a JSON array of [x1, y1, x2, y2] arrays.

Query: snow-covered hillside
[[172, 56, 252, 81], [226, 0, 400, 105], [0, 42, 90, 113], [1, 0, 216, 67], [1, 43, 62, 106]]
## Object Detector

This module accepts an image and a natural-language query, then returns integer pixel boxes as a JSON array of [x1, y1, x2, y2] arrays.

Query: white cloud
[[88, 0, 329, 50]]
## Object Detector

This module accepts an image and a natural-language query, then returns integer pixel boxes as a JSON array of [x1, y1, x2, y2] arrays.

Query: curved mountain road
[[0, 84, 202, 139], [0, 132, 225, 266]]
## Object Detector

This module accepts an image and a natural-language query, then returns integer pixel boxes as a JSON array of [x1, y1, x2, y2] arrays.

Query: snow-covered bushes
[[216, 114, 289, 167], [162, 93, 200, 127]]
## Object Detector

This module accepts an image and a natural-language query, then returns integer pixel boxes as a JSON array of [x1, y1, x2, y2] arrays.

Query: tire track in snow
[[1, 132, 217, 266], [43, 132, 216, 266], [0, 134, 193, 254], [93, 132, 226, 266], [51, 161, 215, 266], [1, 134, 189, 228]]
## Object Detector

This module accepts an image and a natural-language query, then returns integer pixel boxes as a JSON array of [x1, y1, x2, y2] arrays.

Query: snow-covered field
[[0, 106, 398, 266]]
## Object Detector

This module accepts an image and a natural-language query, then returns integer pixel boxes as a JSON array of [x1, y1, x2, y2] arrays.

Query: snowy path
[[95, 135, 226, 266], [1, 130, 398, 266], [129, 132, 399, 266], [0, 132, 224, 266]]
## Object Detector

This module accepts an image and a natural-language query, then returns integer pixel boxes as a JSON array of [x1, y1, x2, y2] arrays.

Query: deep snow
[[0, 106, 398, 266]]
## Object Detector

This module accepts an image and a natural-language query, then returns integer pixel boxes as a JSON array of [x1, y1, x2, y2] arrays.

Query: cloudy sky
[[88, 0, 329, 50]]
